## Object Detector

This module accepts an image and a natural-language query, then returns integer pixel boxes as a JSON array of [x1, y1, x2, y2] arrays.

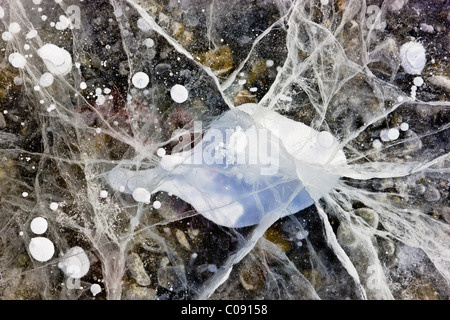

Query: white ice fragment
[[132, 71, 149, 89], [152, 200, 161, 209], [8, 22, 21, 34], [266, 59, 274, 67], [317, 131, 334, 148], [58, 246, 90, 279], [26, 30, 38, 39], [400, 122, 409, 131], [99, 190, 108, 198], [170, 84, 188, 103], [0, 6, 4, 19], [137, 17, 152, 32], [132, 187, 151, 203], [30, 217, 48, 235], [144, 38, 155, 48], [80, 82, 87, 90], [37, 44, 72, 75], [22, 192, 29, 197], [413, 76, 424, 87], [156, 148, 166, 157], [9, 53, 27, 69], [90, 284, 101, 296], [39, 72, 54, 87], [2, 31, 13, 41], [321, 0, 329, 5], [49, 202, 59, 211], [399, 41, 426, 75], [29, 237, 55, 262]]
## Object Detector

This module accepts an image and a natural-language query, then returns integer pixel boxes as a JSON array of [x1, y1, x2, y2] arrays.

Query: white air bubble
[[387, 128, 400, 141], [144, 38, 155, 48], [413, 76, 424, 87], [8, 22, 21, 34], [137, 17, 152, 32], [157, 148, 166, 157], [80, 82, 87, 90], [132, 187, 151, 203], [29, 237, 55, 262], [153, 200, 161, 209], [30, 217, 48, 235], [39, 72, 54, 87], [9, 53, 27, 69], [38, 44, 73, 75], [100, 190, 108, 198], [400, 122, 409, 131], [2, 32, 13, 41], [132, 72, 150, 89], [26, 30, 38, 39], [400, 41, 426, 75], [49, 202, 59, 211], [317, 131, 334, 148], [90, 284, 101, 296], [170, 84, 189, 103], [373, 139, 383, 149], [58, 246, 90, 279]]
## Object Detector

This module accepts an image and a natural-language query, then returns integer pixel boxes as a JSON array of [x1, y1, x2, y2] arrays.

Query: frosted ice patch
[[29, 237, 55, 262], [58, 246, 90, 279], [30, 217, 48, 234], [170, 84, 189, 103], [37, 44, 72, 75], [9, 53, 27, 69], [400, 41, 426, 75], [39, 72, 54, 87], [132, 71, 149, 89]]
